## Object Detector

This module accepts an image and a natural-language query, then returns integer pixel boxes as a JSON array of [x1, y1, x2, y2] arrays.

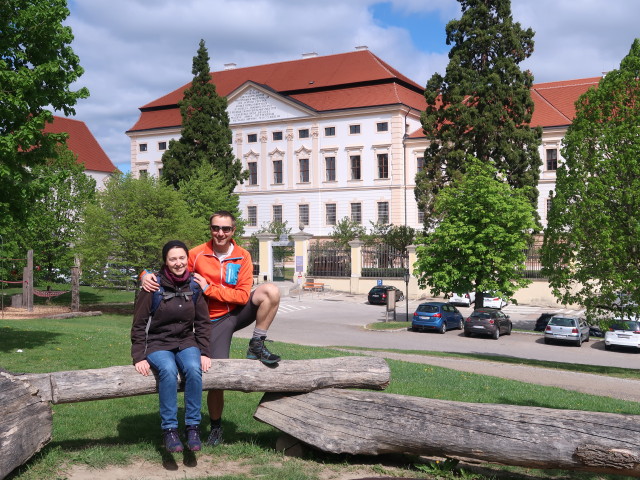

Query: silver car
[[604, 319, 640, 351], [544, 316, 590, 346]]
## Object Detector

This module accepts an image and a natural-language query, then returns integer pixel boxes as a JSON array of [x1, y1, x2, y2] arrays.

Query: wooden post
[[255, 389, 640, 478], [25, 250, 33, 312], [71, 256, 80, 312]]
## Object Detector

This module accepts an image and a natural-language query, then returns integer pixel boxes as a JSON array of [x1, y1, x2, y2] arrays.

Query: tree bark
[[254, 388, 640, 477], [0, 373, 52, 480], [14, 356, 390, 404]]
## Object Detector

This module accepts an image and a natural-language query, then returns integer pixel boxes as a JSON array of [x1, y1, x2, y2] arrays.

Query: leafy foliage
[[0, 0, 88, 229], [414, 157, 536, 302], [247, 220, 293, 263], [329, 217, 367, 248], [416, 0, 541, 229], [161, 39, 245, 189], [541, 39, 640, 318], [177, 161, 242, 242], [78, 173, 202, 280]]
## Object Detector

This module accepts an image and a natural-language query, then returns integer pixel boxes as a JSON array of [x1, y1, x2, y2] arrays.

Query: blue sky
[[64, 0, 640, 173]]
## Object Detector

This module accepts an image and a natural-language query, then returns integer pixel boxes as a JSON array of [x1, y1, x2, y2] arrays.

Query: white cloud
[[62, 0, 640, 173]]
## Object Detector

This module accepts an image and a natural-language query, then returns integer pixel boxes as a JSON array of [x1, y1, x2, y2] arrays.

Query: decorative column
[[348, 239, 364, 295], [291, 229, 313, 284], [255, 233, 276, 282]]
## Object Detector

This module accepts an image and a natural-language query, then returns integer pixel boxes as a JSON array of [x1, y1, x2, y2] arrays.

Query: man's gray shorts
[[208, 291, 258, 359]]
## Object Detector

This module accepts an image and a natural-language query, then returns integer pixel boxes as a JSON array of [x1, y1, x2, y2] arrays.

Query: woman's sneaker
[[162, 428, 184, 453], [185, 425, 202, 451]]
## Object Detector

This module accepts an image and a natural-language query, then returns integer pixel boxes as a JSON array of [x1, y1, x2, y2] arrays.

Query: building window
[[417, 157, 424, 173], [377, 153, 389, 179], [247, 133, 258, 143], [326, 203, 336, 225], [158, 141, 167, 150], [247, 206, 257, 226], [248, 162, 258, 185], [273, 205, 282, 223], [273, 131, 283, 141], [418, 209, 425, 224], [273, 160, 283, 184], [349, 124, 360, 135], [139, 169, 148, 177], [350, 155, 361, 180], [139, 143, 147, 152], [299, 204, 309, 226], [546, 148, 558, 170], [158, 168, 163, 177], [325, 156, 336, 181], [377, 202, 389, 224], [376, 122, 388, 132], [351, 203, 362, 224], [299, 158, 309, 183], [324, 126, 335, 136], [299, 129, 309, 139]]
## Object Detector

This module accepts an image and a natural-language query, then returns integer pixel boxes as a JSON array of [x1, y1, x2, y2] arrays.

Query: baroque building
[[126, 48, 600, 235]]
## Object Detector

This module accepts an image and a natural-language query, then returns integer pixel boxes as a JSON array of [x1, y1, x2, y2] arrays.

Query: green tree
[[541, 39, 640, 319], [18, 146, 96, 281], [0, 0, 88, 229], [177, 161, 242, 242], [329, 217, 367, 249], [416, 0, 541, 229], [161, 39, 245, 189], [78, 173, 202, 284], [414, 157, 536, 307]]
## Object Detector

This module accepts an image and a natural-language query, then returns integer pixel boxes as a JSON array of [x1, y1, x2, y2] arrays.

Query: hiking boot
[[162, 428, 184, 453], [205, 425, 223, 447], [185, 425, 201, 451], [247, 337, 281, 364]]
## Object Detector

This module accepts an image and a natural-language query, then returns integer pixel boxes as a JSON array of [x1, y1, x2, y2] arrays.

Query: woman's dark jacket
[[131, 273, 211, 363]]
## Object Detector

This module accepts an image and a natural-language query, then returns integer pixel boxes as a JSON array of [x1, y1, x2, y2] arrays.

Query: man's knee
[[253, 283, 280, 305]]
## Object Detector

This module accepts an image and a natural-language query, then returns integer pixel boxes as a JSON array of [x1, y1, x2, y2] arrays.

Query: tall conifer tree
[[161, 39, 245, 189], [416, 0, 541, 228]]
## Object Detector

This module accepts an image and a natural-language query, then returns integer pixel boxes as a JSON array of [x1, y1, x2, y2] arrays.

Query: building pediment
[[227, 82, 315, 125]]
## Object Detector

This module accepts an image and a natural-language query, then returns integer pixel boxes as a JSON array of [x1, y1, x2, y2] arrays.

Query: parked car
[[534, 312, 555, 332], [464, 308, 512, 339], [604, 318, 640, 351], [544, 316, 590, 346], [367, 285, 404, 305], [612, 292, 638, 311], [450, 292, 475, 307], [412, 302, 464, 334], [480, 293, 508, 309]]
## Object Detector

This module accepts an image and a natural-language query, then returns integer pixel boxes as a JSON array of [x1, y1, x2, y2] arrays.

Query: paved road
[[236, 291, 638, 370]]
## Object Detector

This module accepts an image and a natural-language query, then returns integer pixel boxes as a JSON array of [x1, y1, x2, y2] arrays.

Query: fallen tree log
[[13, 356, 390, 404], [0, 373, 52, 480], [254, 388, 640, 477]]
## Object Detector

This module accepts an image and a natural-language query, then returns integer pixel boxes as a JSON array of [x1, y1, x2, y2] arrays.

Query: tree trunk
[[0, 373, 52, 480], [14, 356, 390, 404], [254, 389, 640, 477]]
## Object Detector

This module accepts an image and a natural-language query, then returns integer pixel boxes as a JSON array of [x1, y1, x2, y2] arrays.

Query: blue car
[[412, 302, 464, 334]]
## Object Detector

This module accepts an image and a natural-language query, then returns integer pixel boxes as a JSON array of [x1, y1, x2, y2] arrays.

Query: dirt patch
[[0, 305, 73, 320]]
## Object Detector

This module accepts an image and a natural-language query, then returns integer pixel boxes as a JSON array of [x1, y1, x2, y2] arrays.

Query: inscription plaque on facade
[[229, 88, 301, 124]]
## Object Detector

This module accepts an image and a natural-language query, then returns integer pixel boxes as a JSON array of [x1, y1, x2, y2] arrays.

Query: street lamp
[[402, 109, 410, 320]]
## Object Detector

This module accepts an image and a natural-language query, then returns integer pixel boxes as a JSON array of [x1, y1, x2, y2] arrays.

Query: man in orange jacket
[[142, 210, 281, 447]]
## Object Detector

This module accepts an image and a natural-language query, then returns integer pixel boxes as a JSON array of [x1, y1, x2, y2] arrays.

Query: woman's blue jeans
[[147, 346, 202, 430]]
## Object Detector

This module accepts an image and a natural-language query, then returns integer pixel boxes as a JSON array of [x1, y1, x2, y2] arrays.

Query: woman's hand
[[201, 355, 211, 373], [134, 360, 151, 376]]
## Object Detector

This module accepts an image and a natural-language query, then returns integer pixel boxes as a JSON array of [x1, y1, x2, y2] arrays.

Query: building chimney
[[355, 45, 368, 51], [224, 63, 237, 70], [302, 52, 318, 59]]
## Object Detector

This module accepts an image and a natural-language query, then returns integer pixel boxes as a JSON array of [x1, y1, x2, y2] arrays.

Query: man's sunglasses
[[210, 225, 234, 233]]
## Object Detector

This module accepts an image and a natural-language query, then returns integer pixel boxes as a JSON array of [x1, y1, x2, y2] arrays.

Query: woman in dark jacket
[[131, 240, 211, 453]]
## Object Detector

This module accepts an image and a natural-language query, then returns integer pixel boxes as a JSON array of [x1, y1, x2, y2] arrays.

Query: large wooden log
[[15, 356, 390, 404], [254, 389, 640, 477], [0, 373, 52, 480]]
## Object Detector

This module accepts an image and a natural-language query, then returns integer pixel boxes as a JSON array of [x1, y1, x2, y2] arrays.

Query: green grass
[[1, 314, 639, 480]]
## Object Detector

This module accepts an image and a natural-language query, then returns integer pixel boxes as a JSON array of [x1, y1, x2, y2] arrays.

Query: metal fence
[[524, 245, 545, 279], [361, 244, 406, 278], [244, 243, 260, 276], [307, 242, 350, 277]]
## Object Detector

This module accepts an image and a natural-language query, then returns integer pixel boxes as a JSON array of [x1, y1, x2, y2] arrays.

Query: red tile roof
[[45, 116, 117, 173], [128, 49, 602, 136]]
